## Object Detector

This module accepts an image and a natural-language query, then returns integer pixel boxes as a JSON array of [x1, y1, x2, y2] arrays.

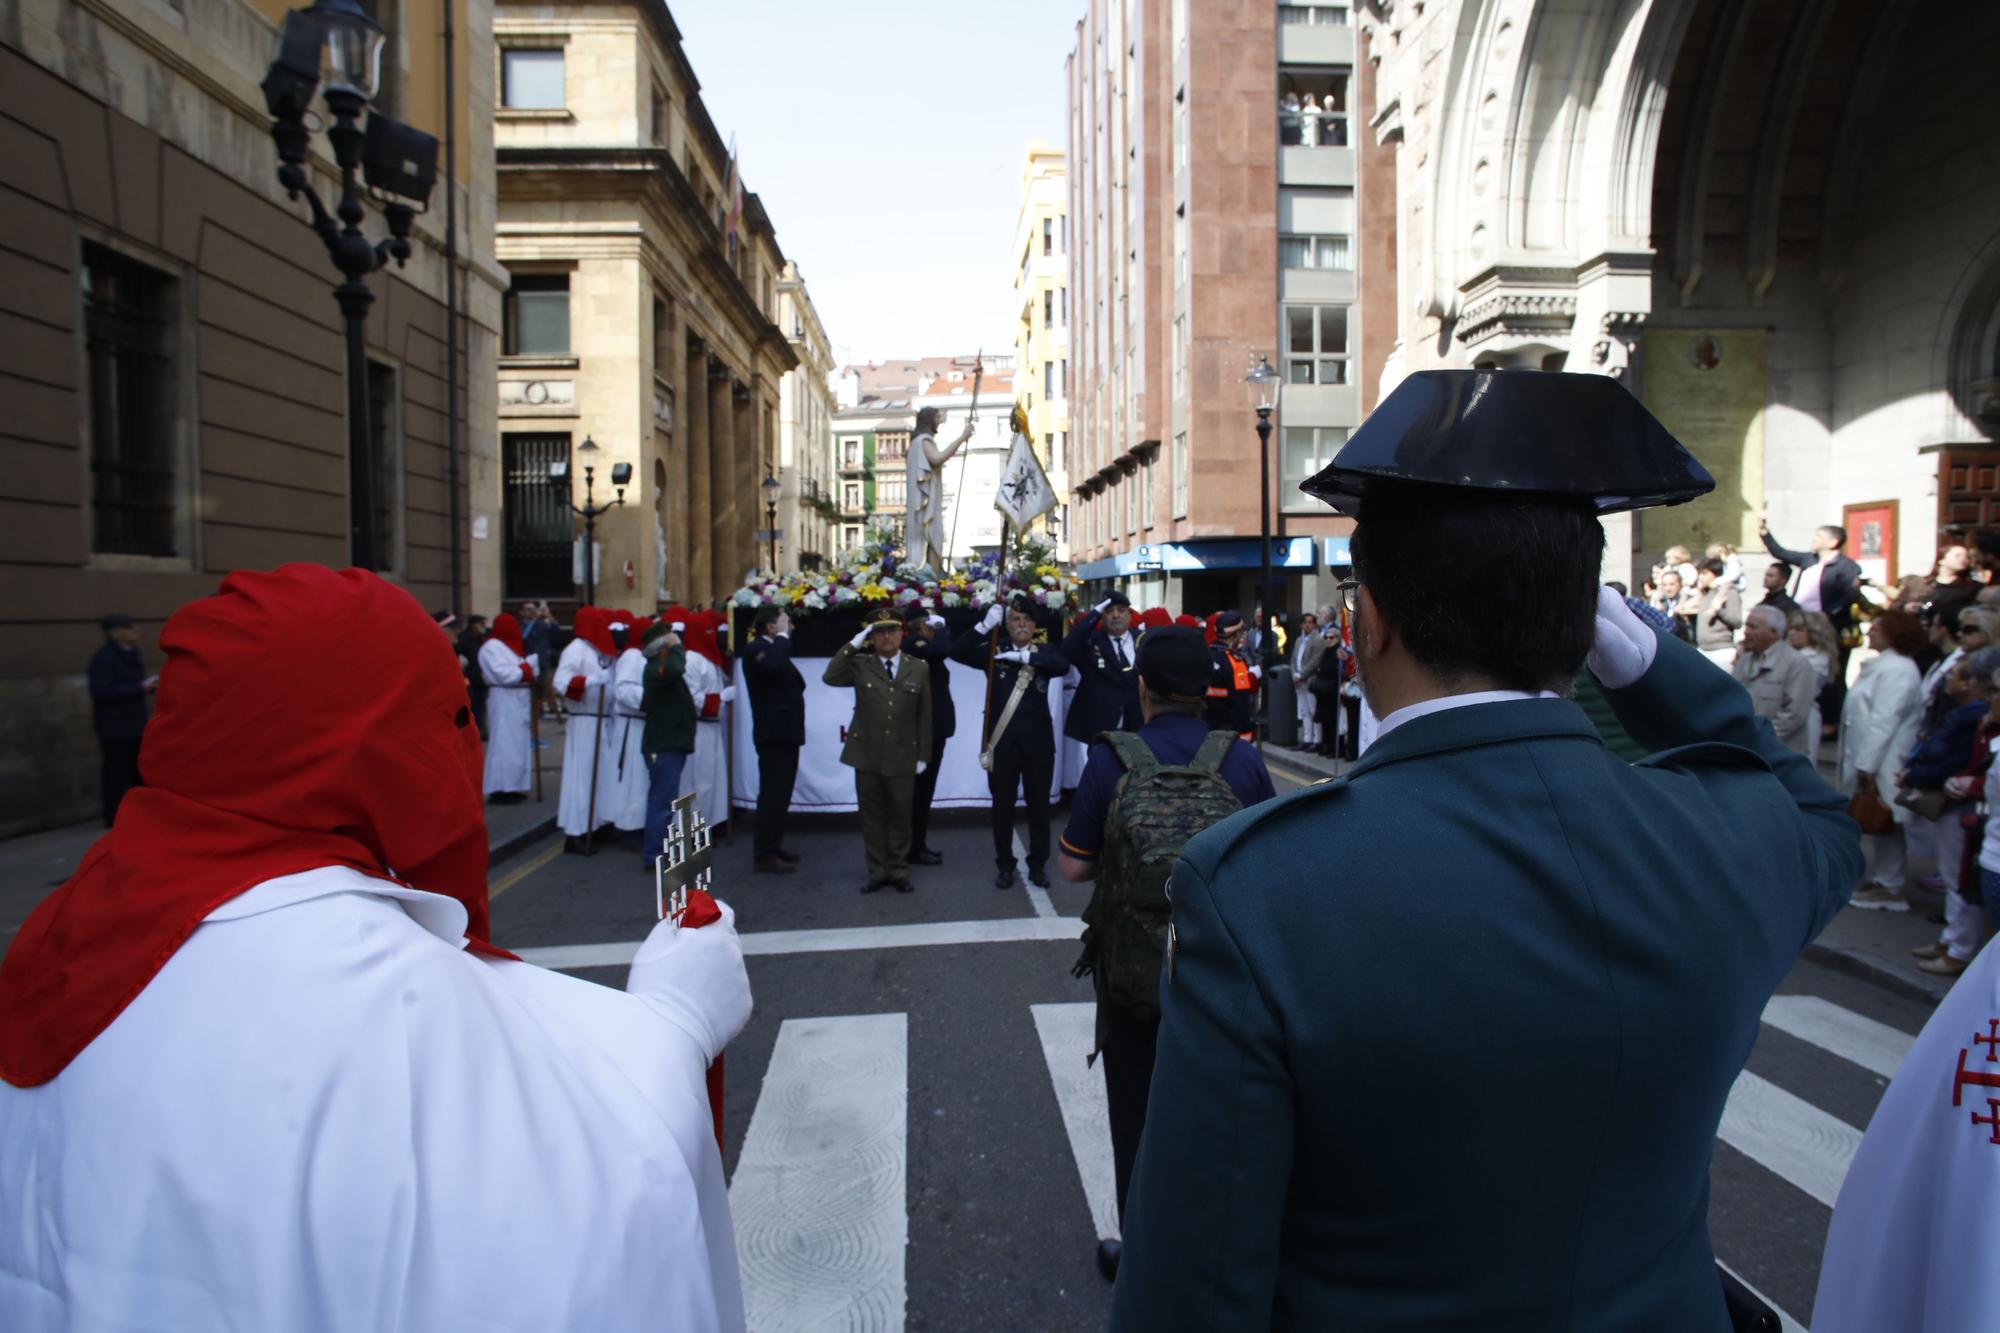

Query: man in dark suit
[[740, 607, 806, 874], [953, 598, 1069, 888], [1111, 371, 1860, 1332], [1761, 510, 1864, 731], [824, 618, 932, 893], [87, 613, 156, 825], [1059, 590, 1143, 743], [901, 605, 955, 865]]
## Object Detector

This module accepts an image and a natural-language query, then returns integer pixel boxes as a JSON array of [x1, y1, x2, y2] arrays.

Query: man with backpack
[[1057, 624, 1274, 1282]]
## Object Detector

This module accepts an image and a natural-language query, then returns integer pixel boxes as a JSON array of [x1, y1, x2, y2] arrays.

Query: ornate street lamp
[[548, 436, 630, 606], [262, 0, 439, 571], [1246, 354, 1282, 745], [762, 472, 782, 574]]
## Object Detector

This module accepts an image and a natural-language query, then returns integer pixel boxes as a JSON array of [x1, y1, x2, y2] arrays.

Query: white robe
[[479, 637, 536, 795], [680, 652, 731, 830], [554, 637, 613, 836], [1812, 937, 2000, 1331], [607, 647, 650, 833], [0, 864, 749, 1333]]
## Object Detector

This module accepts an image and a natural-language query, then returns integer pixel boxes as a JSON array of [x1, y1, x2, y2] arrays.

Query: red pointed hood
[[573, 606, 618, 657], [686, 610, 727, 668], [0, 564, 511, 1088], [490, 611, 527, 657]]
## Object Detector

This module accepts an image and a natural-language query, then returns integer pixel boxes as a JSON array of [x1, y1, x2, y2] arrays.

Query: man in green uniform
[[824, 617, 933, 894], [1110, 370, 1862, 1332]]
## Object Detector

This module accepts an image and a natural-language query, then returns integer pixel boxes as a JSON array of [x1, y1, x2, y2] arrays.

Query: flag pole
[[944, 351, 982, 569]]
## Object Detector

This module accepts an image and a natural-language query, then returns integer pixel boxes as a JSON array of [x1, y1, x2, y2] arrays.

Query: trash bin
[[1265, 665, 1298, 747]]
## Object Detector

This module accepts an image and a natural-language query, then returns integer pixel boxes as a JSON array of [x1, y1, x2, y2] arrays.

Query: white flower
[[895, 587, 921, 604], [834, 586, 860, 604], [1041, 574, 1057, 587], [941, 591, 963, 608], [732, 588, 756, 607]]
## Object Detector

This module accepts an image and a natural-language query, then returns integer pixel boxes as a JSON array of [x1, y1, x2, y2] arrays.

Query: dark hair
[[1818, 524, 1847, 549], [1872, 608, 1929, 658], [1351, 488, 1604, 693], [1697, 558, 1726, 578], [1143, 688, 1203, 717], [900, 605, 930, 626], [915, 406, 941, 434], [752, 606, 784, 634], [1768, 560, 1793, 584], [1605, 581, 1628, 597]]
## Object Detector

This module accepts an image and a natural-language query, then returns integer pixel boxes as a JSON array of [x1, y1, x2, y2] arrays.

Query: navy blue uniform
[[87, 641, 149, 824], [1059, 609, 1143, 741], [740, 632, 806, 859], [952, 626, 1067, 873]]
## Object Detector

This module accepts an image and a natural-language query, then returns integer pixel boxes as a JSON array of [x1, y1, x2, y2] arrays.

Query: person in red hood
[[479, 611, 537, 802], [0, 564, 752, 1331], [554, 606, 620, 848], [680, 609, 734, 833]]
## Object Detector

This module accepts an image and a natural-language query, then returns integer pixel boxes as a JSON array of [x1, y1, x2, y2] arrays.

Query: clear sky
[[672, 0, 1079, 368]]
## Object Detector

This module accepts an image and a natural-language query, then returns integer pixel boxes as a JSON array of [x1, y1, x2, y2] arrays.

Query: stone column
[[730, 380, 757, 585], [705, 362, 733, 603], [678, 338, 708, 606]]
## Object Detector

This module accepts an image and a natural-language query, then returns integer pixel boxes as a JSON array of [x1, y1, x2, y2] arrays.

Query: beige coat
[[1730, 640, 1819, 755]]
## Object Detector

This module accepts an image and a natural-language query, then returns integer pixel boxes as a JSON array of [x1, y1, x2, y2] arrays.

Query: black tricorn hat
[[1300, 370, 1714, 517]]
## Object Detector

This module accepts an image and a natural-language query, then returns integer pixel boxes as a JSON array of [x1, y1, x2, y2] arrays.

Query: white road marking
[[512, 914, 1083, 971], [1014, 830, 1057, 919], [730, 1013, 908, 1333], [1717, 1260, 1807, 1333], [1760, 995, 1913, 1081], [1718, 1071, 1862, 1209], [1031, 1002, 1121, 1243]]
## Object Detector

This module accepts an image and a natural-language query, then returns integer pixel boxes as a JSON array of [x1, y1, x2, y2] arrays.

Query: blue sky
[[673, 0, 1079, 366]]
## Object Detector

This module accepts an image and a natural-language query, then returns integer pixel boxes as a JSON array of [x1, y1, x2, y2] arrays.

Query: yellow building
[[1012, 140, 1070, 558], [0, 0, 503, 832], [492, 0, 797, 611], [777, 263, 836, 570]]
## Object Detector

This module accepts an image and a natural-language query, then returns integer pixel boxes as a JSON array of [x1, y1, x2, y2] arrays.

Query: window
[[1279, 233, 1353, 271], [1043, 217, 1056, 256], [842, 438, 861, 467], [879, 474, 907, 509], [81, 243, 181, 557], [502, 433, 573, 596], [1125, 467, 1137, 535], [355, 360, 401, 572], [1141, 453, 1156, 528], [842, 524, 862, 550], [1171, 315, 1186, 397], [504, 274, 570, 356], [877, 431, 908, 462], [1060, 287, 1069, 325], [1280, 2, 1349, 23], [501, 49, 564, 110], [1284, 305, 1349, 384], [651, 85, 666, 143], [1278, 70, 1349, 147], [652, 293, 673, 374], [1174, 91, 1187, 171], [1172, 431, 1189, 517], [1046, 360, 1066, 400], [1175, 208, 1188, 288], [843, 481, 861, 511], [1044, 290, 1056, 329], [1282, 426, 1348, 510]]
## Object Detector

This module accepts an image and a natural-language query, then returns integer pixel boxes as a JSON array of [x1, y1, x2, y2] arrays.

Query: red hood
[[0, 564, 511, 1088], [490, 612, 527, 657], [1134, 607, 1174, 631], [573, 606, 618, 657], [686, 610, 727, 667]]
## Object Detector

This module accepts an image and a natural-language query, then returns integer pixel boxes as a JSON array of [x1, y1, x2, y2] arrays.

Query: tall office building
[[1012, 140, 1071, 560], [1065, 0, 1394, 616]]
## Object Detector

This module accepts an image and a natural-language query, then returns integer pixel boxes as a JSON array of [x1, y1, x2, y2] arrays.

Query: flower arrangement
[[730, 526, 1079, 619]]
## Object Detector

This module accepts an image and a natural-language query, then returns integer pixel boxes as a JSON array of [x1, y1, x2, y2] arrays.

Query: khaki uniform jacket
[[822, 644, 933, 777], [1730, 640, 1820, 754]]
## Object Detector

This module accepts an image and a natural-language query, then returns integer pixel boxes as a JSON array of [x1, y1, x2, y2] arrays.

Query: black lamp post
[[762, 472, 782, 573], [549, 437, 630, 607], [262, 0, 439, 572], [1246, 355, 1282, 745]]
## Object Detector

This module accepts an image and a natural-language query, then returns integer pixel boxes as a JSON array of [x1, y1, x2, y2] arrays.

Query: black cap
[[100, 613, 133, 631], [1214, 609, 1243, 633], [1300, 370, 1714, 517], [901, 604, 932, 626], [1136, 626, 1211, 703], [1102, 590, 1131, 608]]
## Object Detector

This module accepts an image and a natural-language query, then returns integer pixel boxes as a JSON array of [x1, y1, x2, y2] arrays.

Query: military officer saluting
[[954, 597, 1070, 888], [1203, 609, 1259, 740], [1060, 590, 1144, 740], [824, 616, 933, 894], [1111, 371, 1862, 1332]]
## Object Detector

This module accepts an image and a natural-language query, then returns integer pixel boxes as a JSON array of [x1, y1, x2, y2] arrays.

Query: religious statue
[[905, 405, 975, 568]]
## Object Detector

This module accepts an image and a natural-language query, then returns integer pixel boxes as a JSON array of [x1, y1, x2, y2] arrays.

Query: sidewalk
[[0, 737, 561, 945], [1261, 742, 1956, 1006]]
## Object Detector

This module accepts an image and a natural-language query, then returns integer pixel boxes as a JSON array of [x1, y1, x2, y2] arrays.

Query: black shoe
[[996, 867, 1017, 889], [1028, 865, 1050, 888], [910, 847, 944, 866], [563, 835, 587, 856], [893, 879, 916, 894], [754, 857, 796, 874], [860, 880, 884, 895], [774, 849, 801, 865], [1096, 1238, 1121, 1282]]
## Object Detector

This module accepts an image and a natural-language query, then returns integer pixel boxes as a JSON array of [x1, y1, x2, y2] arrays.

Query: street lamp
[[548, 436, 630, 606], [1246, 354, 1282, 745], [762, 472, 782, 574], [263, 0, 439, 572]]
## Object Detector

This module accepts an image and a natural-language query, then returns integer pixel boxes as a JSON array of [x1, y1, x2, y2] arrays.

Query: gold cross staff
[[655, 792, 713, 926]]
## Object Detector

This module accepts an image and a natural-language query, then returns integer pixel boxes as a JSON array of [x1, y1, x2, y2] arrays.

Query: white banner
[[730, 658, 1079, 812], [994, 431, 1059, 529]]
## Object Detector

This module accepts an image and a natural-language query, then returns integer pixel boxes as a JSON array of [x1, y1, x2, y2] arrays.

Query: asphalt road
[[488, 767, 1934, 1332]]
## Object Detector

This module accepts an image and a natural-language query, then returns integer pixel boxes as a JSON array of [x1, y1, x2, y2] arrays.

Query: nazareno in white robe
[[554, 637, 612, 836], [606, 647, 650, 833], [479, 637, 536, 796], [680, 651, 731, 830], [0, 864, 749, 1332]]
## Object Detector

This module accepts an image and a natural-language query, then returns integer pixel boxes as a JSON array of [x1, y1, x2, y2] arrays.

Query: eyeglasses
[[1336, 577, 1362, 617], [1959, 627, 1988, 640]]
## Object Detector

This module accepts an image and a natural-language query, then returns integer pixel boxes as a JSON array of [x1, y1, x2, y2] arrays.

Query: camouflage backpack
[[1080, 729, 1244, 1022]]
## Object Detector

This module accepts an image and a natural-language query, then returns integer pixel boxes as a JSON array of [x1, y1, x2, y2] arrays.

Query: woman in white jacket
[[1839, 609, 1928, 910]]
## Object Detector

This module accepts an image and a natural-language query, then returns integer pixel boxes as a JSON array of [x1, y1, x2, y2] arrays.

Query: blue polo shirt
[[1060, 713, 1277, 861]]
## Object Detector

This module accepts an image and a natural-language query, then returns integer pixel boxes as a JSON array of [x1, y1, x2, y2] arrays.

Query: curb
[[488, 814, 558, 868]]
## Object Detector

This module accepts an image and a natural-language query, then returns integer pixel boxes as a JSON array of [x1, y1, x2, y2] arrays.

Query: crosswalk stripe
[[513, 915, 1081, 970], [1718, 1070, 1862, 1209], [1031, 1002, 1121, 1243], [1760, 995, 1913, 1080], [1014, 831, 1058, 919], [729, 1013, 908, 1333]]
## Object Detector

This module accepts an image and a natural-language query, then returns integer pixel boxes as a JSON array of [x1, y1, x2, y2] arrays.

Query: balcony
[[1278, 6, 1355, 66]]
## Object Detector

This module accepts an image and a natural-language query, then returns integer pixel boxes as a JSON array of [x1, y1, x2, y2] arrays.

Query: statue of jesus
[[905, 407, 975, 568]]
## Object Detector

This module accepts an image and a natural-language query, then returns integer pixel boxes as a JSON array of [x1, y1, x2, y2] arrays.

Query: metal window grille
[[83, 243, 178, 557], [503, 433, 575, 596]]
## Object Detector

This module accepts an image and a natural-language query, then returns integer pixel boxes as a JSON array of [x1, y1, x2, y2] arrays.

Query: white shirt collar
[[1374, 689, 1561, 740], [878, 653, 901, 674]]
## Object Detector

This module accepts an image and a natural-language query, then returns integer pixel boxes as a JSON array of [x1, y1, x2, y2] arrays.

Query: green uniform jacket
[[641, 647, 695, 755], [1110, 630, 1862, 1332], [822, 644, 932, 777]]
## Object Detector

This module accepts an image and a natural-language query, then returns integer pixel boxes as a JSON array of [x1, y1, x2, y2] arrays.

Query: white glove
[[1248, 664, 1263, 679], [927, 614, 946, 629], [849, 626, 872, 650], [1094, 598, 1112, 616], [721, 686, 737, 704], [915, 760, 928, 775], [997, 649, 1030, 665], [625, 897, 751, 1064], [1586, 585, 1659, 690], [979, 604, 1005, 633]]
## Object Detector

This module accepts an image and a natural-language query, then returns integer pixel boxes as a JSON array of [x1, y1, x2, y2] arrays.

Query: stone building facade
[[1362, 0, 2000, 584], [492, 0, 796, 613], [1, 0, 503, 834], [776, 262, 834, 571]]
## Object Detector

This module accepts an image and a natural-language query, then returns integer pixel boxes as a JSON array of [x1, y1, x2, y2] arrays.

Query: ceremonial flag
[[995, 429, 1059, 529]]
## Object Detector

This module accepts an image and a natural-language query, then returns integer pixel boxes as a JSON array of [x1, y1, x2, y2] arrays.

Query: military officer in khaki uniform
[[824, 617, 934, 893]]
